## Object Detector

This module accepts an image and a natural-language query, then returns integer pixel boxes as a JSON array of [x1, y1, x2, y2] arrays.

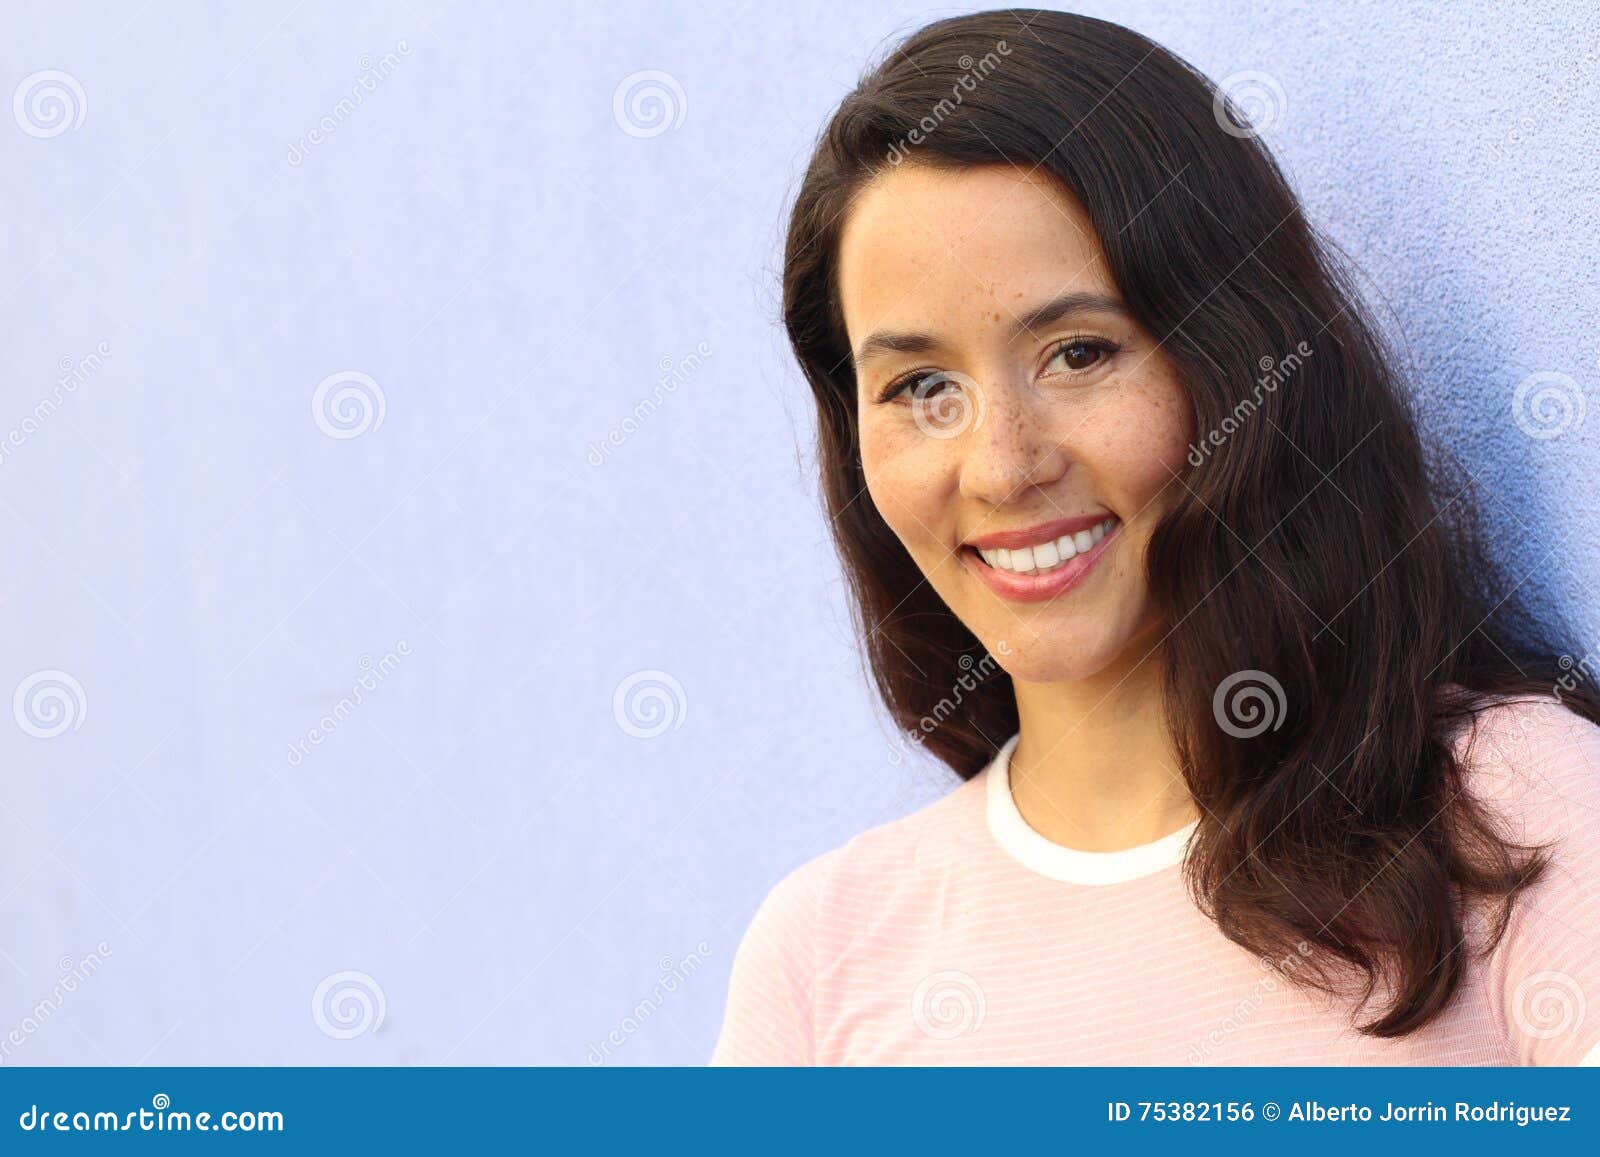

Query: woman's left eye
[[1044, 337, 1116, 375]]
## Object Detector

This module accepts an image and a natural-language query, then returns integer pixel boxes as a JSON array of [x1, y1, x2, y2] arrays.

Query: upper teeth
[[977, 517, 1117, 574]]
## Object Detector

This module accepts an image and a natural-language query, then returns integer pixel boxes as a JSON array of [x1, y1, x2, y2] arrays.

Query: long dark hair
[[782, 8, 1600, 1036]]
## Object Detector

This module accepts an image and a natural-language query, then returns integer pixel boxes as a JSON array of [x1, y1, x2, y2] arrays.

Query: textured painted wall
[[0, 0, 1593, 1064]]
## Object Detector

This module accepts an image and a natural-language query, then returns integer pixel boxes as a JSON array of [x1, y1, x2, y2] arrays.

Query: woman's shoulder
[[1450, 691, 1600, 1064], [1449, 691, 1600, 830], [749, 765, 991, 930], [712, 765, 992, 1064]]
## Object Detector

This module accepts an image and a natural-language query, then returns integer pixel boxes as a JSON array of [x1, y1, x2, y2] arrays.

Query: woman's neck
[[1008, 649, 1199, 853]]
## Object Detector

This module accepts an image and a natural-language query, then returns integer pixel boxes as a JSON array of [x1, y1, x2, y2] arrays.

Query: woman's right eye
[[881, 370, 953, 402]]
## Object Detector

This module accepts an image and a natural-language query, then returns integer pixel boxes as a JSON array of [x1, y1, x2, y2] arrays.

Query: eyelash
[[876, 334, 1121, 402]]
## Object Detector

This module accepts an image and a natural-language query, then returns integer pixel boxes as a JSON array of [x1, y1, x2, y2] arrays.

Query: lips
[[961, 514, 1121, 602], [972, 515, 1118, 575]]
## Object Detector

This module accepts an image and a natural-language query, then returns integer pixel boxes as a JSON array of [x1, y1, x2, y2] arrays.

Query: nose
[[956, 373, 1070, 506]]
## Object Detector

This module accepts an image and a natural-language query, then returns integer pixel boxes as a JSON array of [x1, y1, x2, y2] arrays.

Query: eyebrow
[[851, 290, 1130, 369]]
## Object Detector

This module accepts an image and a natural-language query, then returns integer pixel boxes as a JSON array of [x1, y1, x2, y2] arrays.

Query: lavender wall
[[1, 0, 1594, 1064]]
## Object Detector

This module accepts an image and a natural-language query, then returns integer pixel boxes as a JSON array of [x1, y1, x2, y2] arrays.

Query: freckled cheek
[[859, 421, 957, 547], [1084, 381, 1194, 510], [1145, 376, 1198, 464]]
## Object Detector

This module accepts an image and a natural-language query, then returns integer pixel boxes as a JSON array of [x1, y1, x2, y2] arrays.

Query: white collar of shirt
[[984, 731, 1199, 885]]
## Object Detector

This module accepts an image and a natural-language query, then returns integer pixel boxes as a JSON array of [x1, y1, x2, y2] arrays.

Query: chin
[[979, 627, 1126, 686]]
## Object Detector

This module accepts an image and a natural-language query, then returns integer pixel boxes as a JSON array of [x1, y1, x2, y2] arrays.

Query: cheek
[[859, 416, 952, 541], [1087, 376, 1194, 507]]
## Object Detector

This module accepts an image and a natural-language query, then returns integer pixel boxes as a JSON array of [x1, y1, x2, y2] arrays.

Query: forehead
[[836, 162, 1112, 339]]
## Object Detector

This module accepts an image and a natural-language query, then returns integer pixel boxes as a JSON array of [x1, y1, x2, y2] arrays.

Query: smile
[[972, 515, 1119, 575], [960, 514, 1121, 602]]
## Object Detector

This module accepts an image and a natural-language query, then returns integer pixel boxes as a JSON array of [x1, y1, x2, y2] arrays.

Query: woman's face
[[837, 162, 1195, 684]]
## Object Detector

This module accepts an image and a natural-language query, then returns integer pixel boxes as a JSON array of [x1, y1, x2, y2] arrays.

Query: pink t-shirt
[[711, 696, 1600, 1065]]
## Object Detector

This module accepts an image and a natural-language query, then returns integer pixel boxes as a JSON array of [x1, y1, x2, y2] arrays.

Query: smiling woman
[[842, 165, 1193, 688], [710, 8, 1600, 1065]]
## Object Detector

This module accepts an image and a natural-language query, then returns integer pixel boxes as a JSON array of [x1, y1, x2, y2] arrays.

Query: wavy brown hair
[[781, 8, 1600, 1036]]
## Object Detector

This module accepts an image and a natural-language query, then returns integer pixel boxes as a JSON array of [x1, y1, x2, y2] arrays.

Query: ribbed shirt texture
[[711, 696, 1600, 1065]]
